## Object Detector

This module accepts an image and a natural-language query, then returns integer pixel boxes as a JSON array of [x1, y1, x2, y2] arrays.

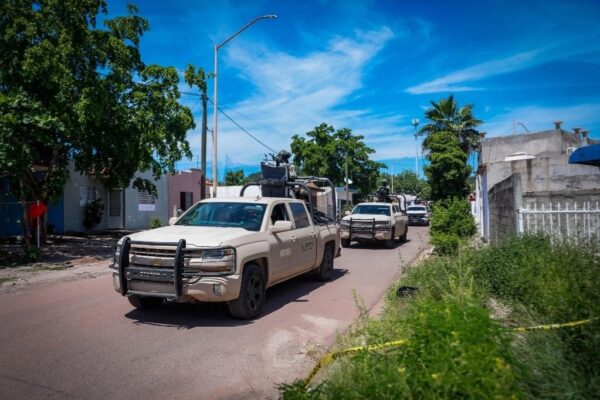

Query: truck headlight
[[340, 220, 350, 227], [203, 248, 234, 261], [185, 248, 236, 275]]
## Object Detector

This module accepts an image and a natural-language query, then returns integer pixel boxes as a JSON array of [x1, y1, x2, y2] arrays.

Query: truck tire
[[341, 238, 351, 248], [228, 264, 266, 320], [400, 225, 408, 242], [384, 229, 395, 248], [128, 295, 162, 310], [314, 244, 334, 281]]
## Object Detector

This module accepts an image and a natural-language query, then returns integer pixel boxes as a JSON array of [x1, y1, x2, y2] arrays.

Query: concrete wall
[[123, 171, 168, 230], [488, 173, 522, 244], [63, 164, 108, 232], [167, 169, 202, 218], [479, 129, 582, 165]]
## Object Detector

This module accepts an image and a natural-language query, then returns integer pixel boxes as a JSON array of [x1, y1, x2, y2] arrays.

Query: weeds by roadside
[[280, 235, 599, 399]]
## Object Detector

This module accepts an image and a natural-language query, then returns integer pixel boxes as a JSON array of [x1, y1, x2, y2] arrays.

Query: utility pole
[[391, 165, 394, 194], [411, 118, 420, 177], [200, 90, 208, 199], [345, 152, 349, 207]]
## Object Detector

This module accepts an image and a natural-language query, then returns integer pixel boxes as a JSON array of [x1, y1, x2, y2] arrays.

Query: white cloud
[[405, 49, 542, 94], [195, 26, 407, 165]]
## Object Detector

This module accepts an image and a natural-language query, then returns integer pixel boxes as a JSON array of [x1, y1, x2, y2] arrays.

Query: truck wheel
[[400, 226, 408, 242], [128, 295, 162, 310], [228, 264, 266, 320], [314, 245, 334, 281], [384, 229, 395, 248], [341, 239, 351, 248]]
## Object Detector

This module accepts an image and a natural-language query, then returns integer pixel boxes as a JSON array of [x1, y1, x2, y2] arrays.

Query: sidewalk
[[0, 232, 124, 294]]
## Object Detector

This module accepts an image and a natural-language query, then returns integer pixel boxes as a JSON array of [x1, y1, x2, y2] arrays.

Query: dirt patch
[[0, 231, 134, 268]]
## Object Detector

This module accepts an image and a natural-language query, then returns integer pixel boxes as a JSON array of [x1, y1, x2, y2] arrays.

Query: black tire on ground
[[228, 264, 266, 320], [400, 225, 408, 242], [384, 229, 395, 248], [314, 244, 334, 281], [127, 295, 163, 310], [341, 238, 351, 248]]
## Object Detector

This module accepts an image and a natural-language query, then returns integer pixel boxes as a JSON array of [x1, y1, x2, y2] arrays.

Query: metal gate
[[517, 202, 600, 243]]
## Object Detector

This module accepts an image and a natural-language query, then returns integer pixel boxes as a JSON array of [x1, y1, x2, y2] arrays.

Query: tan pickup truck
[[111, 197, 340, 319], [340, 202, 408, 248]]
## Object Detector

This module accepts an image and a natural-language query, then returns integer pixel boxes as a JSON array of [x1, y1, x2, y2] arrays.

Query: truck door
[[289, 202, 317, 274], [269, 202, 300, 281]]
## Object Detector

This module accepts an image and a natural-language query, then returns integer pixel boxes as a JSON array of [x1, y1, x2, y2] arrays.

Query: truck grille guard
[[117, 238, 236, 301], [118, 237, 186, 300]]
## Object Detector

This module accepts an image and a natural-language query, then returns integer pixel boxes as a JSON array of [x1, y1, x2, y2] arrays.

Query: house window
[[79, 186, 97, 207], [180, 192, 193, 212], [138, 191, 156, 211]]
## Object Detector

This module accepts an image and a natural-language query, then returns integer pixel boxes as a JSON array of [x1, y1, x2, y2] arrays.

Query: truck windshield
[[407, 206, 427, 212], [176, 202, 267, 231], [352, 205, 390, 216]]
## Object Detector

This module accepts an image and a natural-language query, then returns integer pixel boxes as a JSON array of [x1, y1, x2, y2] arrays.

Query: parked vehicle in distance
[[340, 202, 408, 248], [407, 204, 429, 226]]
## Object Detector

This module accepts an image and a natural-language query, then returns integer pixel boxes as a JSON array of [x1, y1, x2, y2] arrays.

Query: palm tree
[[419, 95, 482, 155]]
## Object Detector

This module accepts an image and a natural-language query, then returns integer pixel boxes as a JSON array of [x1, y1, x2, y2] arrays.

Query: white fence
[[517, 202, 600, 243]]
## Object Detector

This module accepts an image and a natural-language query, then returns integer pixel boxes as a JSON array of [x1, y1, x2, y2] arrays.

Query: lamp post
[[411, 118, 420, 177], [212, 14, 277, 197]]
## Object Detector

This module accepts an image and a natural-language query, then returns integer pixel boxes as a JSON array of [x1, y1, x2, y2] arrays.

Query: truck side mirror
[[168, 217, 178, 226], [269, 220, 292, 234]]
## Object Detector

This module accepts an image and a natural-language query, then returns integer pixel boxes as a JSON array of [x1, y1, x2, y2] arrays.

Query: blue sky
[[107, 0, 600, 178]]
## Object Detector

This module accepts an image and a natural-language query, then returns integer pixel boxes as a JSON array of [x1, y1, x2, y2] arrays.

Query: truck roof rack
[[239, 152, 337, 223]]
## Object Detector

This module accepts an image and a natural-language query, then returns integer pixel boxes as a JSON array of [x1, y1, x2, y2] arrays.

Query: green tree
[[380, 170, 430, 198], [423, 131, 471, 201], [419, 95, 482, 155], [224, 170, 245, 186], [0, 1, 205, 245], [291, 123, 385, 195], [244, 171, 261, 184]]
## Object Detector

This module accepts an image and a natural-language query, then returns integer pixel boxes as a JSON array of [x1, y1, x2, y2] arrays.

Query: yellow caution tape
[[305, 339, 408, 385], [513, 318, 595, 332], [304, 317, 596, 386]]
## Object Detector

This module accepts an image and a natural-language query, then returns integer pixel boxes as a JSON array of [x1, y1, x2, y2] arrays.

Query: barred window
[[138, 191, 156, 211]]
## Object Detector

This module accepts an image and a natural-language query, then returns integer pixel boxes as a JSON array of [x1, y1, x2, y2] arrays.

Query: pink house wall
[[167, 169, 202, 217]]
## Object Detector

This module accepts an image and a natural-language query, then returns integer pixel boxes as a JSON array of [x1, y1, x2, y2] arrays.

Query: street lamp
[[411, 118, 420, 177], [212, 14, 278, 197]]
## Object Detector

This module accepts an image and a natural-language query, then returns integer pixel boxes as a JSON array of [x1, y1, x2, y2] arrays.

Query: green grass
[[280, 235, 600, 399]]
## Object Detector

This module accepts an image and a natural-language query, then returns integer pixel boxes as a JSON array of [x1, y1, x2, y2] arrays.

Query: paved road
[[0, 226, 429, 400]]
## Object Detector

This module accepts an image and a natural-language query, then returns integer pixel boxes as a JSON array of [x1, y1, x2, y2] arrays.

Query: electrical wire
[[207, 98, 277, 153]]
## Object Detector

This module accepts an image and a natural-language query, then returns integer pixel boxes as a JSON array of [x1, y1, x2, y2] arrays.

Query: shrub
[[429, 198, 475, 255], [149, 217, 162, 229], [83, 199, 104, 230]]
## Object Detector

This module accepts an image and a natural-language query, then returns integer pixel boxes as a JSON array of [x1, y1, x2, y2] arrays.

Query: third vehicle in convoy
[[406, 204, 430, 226]]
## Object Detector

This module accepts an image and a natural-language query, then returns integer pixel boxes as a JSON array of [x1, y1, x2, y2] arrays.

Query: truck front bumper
[[340, 229, 392, 241], [112, 272, 242, 302]]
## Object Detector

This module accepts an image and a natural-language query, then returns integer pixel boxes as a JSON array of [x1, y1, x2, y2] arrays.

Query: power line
[[207, 98, 276, 153]]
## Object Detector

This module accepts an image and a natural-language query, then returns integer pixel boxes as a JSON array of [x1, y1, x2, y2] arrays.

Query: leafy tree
[[291, 123, 385, 195], [244, 171, 261, 184], [423, 131, 471, 201], [380, 170, 430, 198], [419, 95, 482, 155], [224, 170, 245, 186], [0, 1, 205, 245]]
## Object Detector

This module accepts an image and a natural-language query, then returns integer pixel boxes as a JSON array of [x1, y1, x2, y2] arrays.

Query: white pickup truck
[[340, 202, 408, 248], [111, 197, 340, 319]]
